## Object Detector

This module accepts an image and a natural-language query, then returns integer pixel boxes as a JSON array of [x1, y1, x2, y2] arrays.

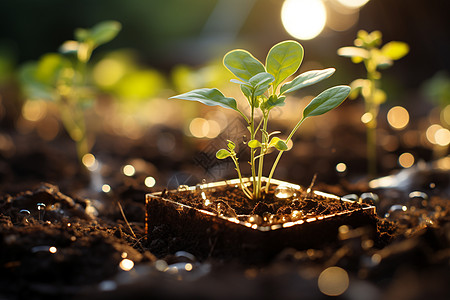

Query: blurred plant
[[19, 20, 121, 160], [171, 40, 350, 201], [338, 30, 409, 177]]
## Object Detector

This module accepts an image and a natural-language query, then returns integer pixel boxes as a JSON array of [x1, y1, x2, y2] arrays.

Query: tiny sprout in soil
[[171, 40, 351, 201], [338, 30, 409, 177], [19, 20, 121, 161]]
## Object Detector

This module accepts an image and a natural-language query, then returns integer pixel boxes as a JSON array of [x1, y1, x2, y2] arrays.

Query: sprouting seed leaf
[[337, 47, 369, 60], [262, 95, 286, 110], [266, 40, 304, 89], [268, 137, 288, 151], [88, 21, 122, 47], [216, 149, 231, 159], [303, 85, 351, 119], [249, 72, 275, 96], [280, 68, 335, 94], [170, 88, 238, 111], [248, 139, 262, 148], [227, 140, 235, 150], [223, 49, 265, 82], [381, 41, 409, 61]]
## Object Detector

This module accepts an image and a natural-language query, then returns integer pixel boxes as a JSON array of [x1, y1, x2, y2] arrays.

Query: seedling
[[20, 20, 121, 161], [338, 30, 409, 177], [171, 40, 350, 201]]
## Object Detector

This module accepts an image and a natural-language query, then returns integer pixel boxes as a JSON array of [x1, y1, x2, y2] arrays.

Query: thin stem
[[256, 113, 269, 198], [265, 117, 306, 191], [231, 155, 252, 199]]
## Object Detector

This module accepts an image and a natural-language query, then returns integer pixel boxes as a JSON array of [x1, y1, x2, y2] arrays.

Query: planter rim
[[146, 177, 376, 232]]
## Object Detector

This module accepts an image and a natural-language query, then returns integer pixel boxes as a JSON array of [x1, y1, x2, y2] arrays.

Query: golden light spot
[[336, 162, 347, 173], [336, 0, 370, 9], [144, 176, 156, 188], [102, 184, 111, 193], [387, 106, 409, 130], [426, 124, 443, 144], [82, 153, 96, 168], [398, 152, 414, 168], [281, 0, 327, 40], [435, 128, 450, 146], [361, 112, 373, 124], [121, 252, 128, 258], [185, 263, 193, 271], [119, 259, 134, 271], [22, 100, 47, 122], [205, 120, 221, 138], [93, 58, 126, 87], [49, 246, 57, 254], [189, 118, 209, 138], [123, 165, 135, 176], [318, 266, 349, 296]]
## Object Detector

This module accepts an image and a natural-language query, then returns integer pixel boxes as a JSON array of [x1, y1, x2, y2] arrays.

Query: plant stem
[[250, 94, 257, 199], [266, 117, 305, 191], [231, 156, 252, 199], [256, 114, 269, 198]]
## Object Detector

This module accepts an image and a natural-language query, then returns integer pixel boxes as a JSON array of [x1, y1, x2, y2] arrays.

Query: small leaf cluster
[[171, 40, 350, 200], [338, 30, 409, 104], [19, 21, 121, 160]]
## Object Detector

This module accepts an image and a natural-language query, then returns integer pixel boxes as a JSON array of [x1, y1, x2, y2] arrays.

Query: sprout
[[171, 40, 350, 200]]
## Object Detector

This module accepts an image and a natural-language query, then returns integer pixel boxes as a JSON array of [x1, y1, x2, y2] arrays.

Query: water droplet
[[177, 185, 189, 192], [248, 214, 262, 225], [37, 203, 46, 221], [175, 251, 197, 262], [408, 191, 428, 208], [290, 210, 303, 221], [19, 209, 31, 222], [384, 204, 408, 219], [215, 200, 237, 218], [342, 194, 359, 202], [359, 192, 379, 205], [269, 214, 283, 225], [274, 185, 295, 199]]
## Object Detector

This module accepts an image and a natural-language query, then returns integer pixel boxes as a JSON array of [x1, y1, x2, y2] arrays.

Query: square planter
[[145, 177, 376, 263]]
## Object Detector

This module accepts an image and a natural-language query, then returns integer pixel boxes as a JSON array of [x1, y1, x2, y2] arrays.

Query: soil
[[0, 100, 449, 299]]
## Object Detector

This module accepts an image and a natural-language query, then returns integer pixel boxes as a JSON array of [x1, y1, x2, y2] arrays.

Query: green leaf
[[241, 84, 252, 98], [303, 86, 351, 118], [266, 40, 304, 89], [249, 72, 275, 96], [170, 88, 238, 111], [381, 41, 409, 61], [280, 68, 335, 94], [262, 95, 286, 110], [248, 139, 262, 148], [223, 49, 265, 81], [88, 20, 122, 47], [216, 149, 231, 159], [337, 47, 369, 60], [268, 137, 288, 151], [227, 140, 235, 151]]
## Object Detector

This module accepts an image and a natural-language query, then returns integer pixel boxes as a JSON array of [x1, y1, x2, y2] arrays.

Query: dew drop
[[359, 192, 379, 205], [248, 214, 263, 225], [274, 185, 295, 199], [215, 200, 237, 218], [290, 210, 303, 221], [175, 251, 197, 262], [19, 209, 31, 222], [37, 203, 46, 221], [342, 194, 359, 202], [408, 191, 428, 208], [384, 204, 408, 219]]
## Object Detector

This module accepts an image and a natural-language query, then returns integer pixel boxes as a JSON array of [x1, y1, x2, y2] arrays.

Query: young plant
[[19, 20, 121, 161], [171, 40, 350, 201], [338, 30, 409, 177]]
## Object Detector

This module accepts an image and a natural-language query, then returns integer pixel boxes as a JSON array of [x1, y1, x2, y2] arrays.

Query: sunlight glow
[[336, 0, 370, 9], [144, 176, 156, 188], [123, 164, 136, 176], [281, 0, 327, 40]]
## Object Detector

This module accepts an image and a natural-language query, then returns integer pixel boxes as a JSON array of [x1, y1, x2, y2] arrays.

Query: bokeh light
[[361, 112, 373, 124], [22, 100, 46, 122], [335, 0, 370, 9], [281, 0, 327, 40], [318, 266, 349, 296], [387, 106, 409, 130], [144, 176, 156, 188], [398, 152, 415, 168], [123, 164, 136, 176], [119, 259, 134, 271], [426, 124, 450, 146], [102, 184, 111, 193], [336, 162, 347, 172]]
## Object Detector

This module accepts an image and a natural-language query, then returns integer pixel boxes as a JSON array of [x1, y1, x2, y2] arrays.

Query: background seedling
[[338, 30, 409, 177], [20, 20, 121, 161], [171, 40, 350, 201]]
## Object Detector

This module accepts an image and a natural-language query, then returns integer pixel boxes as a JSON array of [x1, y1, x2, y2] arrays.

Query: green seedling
[[171, 40, 350, 201], [20, 20, 121, 161], [338, 30, 409, 177]]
